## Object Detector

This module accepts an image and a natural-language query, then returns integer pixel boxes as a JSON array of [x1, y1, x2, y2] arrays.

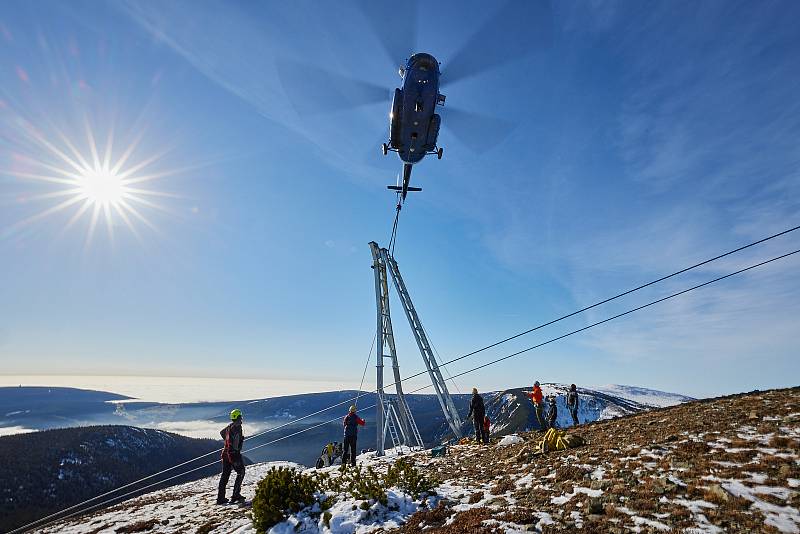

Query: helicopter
[[275, 1, 552, 202], [382, 53, 445, 201]]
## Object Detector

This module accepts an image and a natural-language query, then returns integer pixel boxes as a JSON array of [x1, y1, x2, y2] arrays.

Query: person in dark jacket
[[546, 396, 558, 429], [567, 384, 579, 426], [467, 388, 488, 444], [342, 405, 365, 468], [217, 409, 245, 504]]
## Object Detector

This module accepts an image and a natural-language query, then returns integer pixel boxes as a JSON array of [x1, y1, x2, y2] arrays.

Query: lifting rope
[[388, 195, 403, 257], [16, 225, 800, 533]]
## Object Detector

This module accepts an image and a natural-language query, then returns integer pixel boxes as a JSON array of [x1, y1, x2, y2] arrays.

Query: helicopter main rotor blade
[[442, 0, 552, 87], [442, 107, 516, 154], [276, 59, 390, 116], [358, 1, 418, 68]]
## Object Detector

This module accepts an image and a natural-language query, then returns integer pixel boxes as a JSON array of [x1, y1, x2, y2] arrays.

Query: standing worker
[[567, 384, 579, 426], [526, 381, 547, 430], [217, 409, 246, 505], [467, 387, 488, 444], [342, 405, 365, 469], [547, 395, 558, 429]]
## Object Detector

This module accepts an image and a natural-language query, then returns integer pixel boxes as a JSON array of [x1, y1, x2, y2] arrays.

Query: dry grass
[[554, 465, 588, 482], [676, 440, 710, 455], [491, 477, 515, 495], [195, 522, 219, 534], [395, 501, 454, 532], [467, 491, 484, 504], [114, 519, 160, 533], [769, 435, 791, 448]]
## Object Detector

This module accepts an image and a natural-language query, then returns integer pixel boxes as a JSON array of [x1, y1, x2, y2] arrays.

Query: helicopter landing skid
[[381, 144, 442, 160]]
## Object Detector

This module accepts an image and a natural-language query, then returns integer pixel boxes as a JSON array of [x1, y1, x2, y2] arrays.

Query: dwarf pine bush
[[320, 465, 388, 505], [250, 459, 439, 531], [251, 467, 318, 533], [384, 457, 438, 499]]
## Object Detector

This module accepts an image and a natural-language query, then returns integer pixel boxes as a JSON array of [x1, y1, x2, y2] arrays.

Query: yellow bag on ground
[[536, 428, 584, 453]]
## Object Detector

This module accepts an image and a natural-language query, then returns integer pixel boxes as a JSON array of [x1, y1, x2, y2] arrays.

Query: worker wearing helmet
[[217, 409, 246, 504], [341, 405, 365, 469]]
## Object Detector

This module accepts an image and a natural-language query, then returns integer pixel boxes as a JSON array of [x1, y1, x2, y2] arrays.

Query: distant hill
[[0, 387, 131, 431], [0, 425, 220, 532]]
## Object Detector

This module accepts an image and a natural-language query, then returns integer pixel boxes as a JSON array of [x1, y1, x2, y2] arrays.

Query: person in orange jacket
[[526, 381, 547, 430]]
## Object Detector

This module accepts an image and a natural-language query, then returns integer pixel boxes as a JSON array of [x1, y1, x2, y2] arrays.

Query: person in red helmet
[[567, 384, 580, 426], [526, 381, 547, 430]]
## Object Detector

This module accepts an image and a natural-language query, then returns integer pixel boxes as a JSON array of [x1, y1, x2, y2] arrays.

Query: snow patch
[[497, 434, 524, 447], [0, 425, 36, 436]]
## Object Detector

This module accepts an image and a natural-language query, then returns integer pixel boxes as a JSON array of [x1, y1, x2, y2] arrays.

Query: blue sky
[[1, 1, 798, 399]]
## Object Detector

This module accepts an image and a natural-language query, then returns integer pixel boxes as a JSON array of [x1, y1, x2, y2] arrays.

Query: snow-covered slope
[[38, 387, 800, 534], [590, 384, 694, 408]]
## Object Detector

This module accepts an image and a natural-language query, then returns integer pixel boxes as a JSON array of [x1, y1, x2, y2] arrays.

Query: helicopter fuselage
[[388, 53, 444, 164]]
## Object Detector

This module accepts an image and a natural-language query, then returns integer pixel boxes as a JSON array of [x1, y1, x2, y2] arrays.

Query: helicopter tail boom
[[386, 163, 418, 201]]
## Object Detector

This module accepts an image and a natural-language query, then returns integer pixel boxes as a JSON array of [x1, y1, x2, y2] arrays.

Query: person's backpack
[[221, 424, 233, 461]]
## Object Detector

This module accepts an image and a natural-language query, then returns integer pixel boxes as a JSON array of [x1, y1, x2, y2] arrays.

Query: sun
[[77, 168, 128, 207], [7, 118, 178, 246]]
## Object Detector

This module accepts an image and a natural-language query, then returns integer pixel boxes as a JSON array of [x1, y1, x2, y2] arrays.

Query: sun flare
[[8, 119, 178, 246]]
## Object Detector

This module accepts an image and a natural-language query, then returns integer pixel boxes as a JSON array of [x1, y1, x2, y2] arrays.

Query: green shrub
[[250, 459, 440, 532], [384, 457, 439, 500], [251, 467, 318, 533], [320, 465, 388, 506]]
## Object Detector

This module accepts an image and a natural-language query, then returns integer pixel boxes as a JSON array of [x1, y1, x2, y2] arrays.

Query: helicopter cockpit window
[[411, 55, 437, 72]]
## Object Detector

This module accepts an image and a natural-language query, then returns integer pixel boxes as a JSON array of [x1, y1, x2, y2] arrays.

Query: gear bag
[[536, 428, 586, 454]]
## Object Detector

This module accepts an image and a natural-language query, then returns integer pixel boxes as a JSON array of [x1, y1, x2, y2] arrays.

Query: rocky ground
[[391, 386, 800, 533], [33, 387, 799, 533]]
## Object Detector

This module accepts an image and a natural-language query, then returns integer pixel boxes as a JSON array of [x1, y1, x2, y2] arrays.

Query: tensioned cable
[[28, 245, 800, 532], [404, 247, 800, 393], [391, 224, 800, 387], [16, 224, 799, 532], [421, 320, 462, 394], [355, 332, 377, 408]]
